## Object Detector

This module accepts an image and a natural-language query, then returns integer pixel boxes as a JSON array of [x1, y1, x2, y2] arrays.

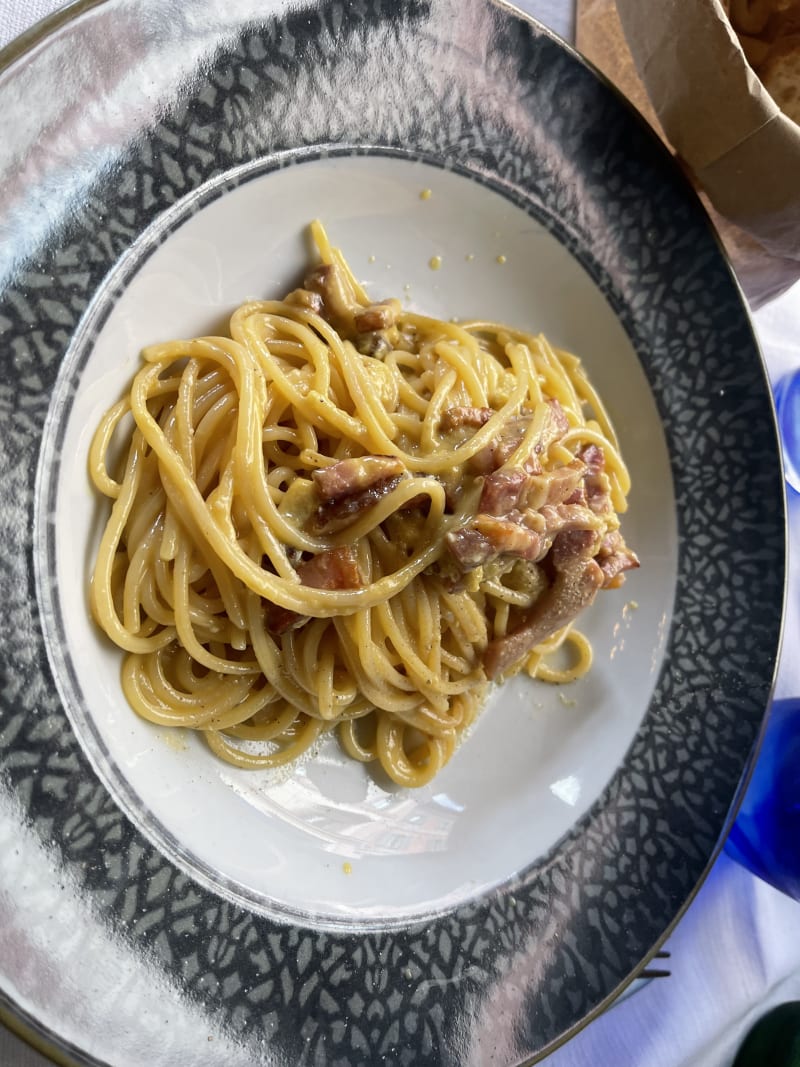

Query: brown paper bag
[[577, 0, 800, 307]]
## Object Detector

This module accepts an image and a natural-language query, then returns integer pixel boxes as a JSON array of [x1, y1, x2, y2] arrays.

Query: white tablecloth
[[1, 1, 799, 1065]]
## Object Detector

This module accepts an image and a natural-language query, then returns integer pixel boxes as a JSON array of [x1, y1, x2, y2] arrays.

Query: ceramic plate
[[0, 1, 785, 1065]]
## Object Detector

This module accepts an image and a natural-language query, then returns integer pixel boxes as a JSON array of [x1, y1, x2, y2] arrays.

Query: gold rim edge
[[0, 999, 82, 1067], [0, 0, 109, 76]]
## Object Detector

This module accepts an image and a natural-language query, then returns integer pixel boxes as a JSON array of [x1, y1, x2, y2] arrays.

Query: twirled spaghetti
[[89, 222, 638, 787]]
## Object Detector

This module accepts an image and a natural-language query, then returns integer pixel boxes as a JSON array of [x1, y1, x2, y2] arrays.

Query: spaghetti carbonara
[[89, 222, 638, 787]]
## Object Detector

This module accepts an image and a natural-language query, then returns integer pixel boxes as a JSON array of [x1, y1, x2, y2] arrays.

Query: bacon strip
[[550, 528, 600, 570], [543, 461, 585, 506], [313, 478, 403, 534], [483, 558, 604, 679], [313, 456, 405, 502], [447, 491, 600, 576], [597, 531, 640, 589], [285, 288, 324, 314], [541, 399, 570, 448], [311, 456, 408, 534], [439, 406, 494, 432], [479, 460, 586, 516], [479, 468, 528, 515], [354, 299, 400, 334], [472, 514, 542, 561], [470, 399, 569, 476], [304, 262, 401, 343], [296, 547, 362, 589], [267, 547, 362, 634], [578, 443, 612, 516], [304, 263, 355, 332], [469, 415, 532, 475], [538, 503, 600, 541], [445, 527, 495, 570]]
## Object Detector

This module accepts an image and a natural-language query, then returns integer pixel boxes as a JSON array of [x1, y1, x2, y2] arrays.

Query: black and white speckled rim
[[0, 1, 787, 1064]]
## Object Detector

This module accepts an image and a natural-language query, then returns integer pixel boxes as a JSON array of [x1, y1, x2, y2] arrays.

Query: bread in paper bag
[[577, 0, 800, 306]]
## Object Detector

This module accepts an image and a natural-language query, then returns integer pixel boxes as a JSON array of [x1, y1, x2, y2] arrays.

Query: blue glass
[[728, 373, 800, 895], [774, 369, 800, 494], [726, 699, 800, 900]]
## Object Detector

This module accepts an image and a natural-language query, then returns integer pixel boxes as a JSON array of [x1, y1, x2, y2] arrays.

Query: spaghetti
[[89, 222, 638, 787]]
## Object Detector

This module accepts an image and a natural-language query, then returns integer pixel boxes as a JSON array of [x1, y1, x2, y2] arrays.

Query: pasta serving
[[89, 222, 638, 788]]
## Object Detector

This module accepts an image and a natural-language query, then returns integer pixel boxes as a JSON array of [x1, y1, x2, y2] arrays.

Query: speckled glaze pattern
[[0, 1, 785, 1065]]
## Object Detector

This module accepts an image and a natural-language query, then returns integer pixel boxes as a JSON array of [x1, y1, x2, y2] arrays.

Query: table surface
[[1, 2, 799, 1066]]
